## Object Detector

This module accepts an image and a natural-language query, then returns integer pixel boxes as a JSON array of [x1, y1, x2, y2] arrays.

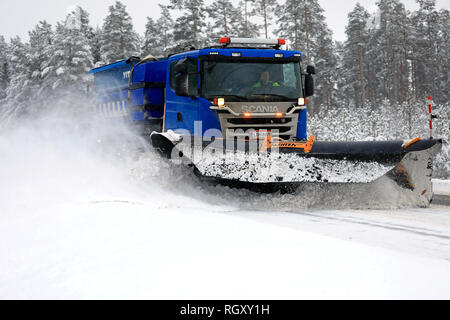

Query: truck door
[[164, 57, 199, 134]]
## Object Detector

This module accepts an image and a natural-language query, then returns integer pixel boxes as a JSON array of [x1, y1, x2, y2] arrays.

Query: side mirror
[[175, 73, 189, 97], [175, 59, 187, 75], [305, 74, 314, 97], [306, 65, 316, 75], [304, 65, 315, 97], [174, 59, 189, 96], [174, 58, 198, 98]]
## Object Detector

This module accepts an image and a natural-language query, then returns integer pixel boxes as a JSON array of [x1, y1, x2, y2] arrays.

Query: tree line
[[0, 0, 448, 123]]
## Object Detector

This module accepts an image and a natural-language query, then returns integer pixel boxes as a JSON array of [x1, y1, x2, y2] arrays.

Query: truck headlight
[[298, 98, 306, 106]]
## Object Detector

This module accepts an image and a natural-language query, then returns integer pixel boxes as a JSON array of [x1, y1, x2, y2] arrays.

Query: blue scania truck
[[89, 37, 442, 206], [89, 37, 311, 140]]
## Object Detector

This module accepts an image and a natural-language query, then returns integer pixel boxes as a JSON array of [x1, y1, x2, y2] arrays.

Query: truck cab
[[89, 37, 315, 141]]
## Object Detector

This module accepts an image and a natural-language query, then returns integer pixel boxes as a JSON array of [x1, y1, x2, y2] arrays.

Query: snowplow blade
[[150, 132, 442, 207]]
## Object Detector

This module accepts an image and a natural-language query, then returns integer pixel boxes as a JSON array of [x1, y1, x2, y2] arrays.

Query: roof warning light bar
[[219, 37, 286, 48]]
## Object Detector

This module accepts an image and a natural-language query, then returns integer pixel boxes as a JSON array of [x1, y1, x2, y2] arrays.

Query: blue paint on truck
[[89, 39, 309, 139]]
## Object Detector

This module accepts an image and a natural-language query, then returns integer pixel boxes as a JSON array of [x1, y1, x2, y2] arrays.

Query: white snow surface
[[1, 113, 450, 300], [434, 179, 450, 196]]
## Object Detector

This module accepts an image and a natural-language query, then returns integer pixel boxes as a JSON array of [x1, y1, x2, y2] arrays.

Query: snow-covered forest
[[0, 0, 448, 176]]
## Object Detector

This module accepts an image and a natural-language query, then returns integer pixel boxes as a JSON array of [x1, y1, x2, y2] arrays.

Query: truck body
[[89, 38, 309, 140]]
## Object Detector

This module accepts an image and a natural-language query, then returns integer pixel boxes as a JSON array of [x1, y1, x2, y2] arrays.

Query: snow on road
[[0, 114, 449, 299]]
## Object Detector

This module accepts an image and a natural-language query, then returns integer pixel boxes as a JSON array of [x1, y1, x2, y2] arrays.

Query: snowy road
[[0, 117, 449, 299], [228, 202, 450, 261], [433, 195, 450, 206]]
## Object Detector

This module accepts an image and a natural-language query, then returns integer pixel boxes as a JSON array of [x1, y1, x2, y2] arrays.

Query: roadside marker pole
[[428, 96, 433, 139]]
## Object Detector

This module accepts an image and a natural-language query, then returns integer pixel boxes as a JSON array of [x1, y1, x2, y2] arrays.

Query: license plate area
[[249, 130, 271, 140]]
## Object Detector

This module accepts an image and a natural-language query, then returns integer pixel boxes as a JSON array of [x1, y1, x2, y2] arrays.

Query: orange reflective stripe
[[403, 136, 421, 149], [272, 135, 315, 153], [260, 135, 315, 153]]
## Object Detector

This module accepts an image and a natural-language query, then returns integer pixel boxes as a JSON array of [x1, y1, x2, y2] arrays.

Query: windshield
[[201, 60, 303, 102]]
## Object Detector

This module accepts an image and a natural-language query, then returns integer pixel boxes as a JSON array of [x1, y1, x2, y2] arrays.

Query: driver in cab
[[252, 71, 280, 89]]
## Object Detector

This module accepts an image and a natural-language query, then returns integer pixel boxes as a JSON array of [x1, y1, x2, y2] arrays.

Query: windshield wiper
[[210, 94, 249, 101], [249, 93, 293, 101]]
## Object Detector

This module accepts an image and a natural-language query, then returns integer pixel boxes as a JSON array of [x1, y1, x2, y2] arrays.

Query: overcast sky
[[0, 0, 447, 43]]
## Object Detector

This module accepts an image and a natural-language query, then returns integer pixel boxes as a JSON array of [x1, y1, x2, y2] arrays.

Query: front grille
[[227, 117, 292, 125], [218, 113, 299, 140]]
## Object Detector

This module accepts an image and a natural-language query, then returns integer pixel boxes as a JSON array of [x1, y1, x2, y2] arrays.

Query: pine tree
[[236, 0, 260, 38], [436, 9, 449, 103], [43, 7, 93, 95], [207, 0, 241, 38], [91, 26, 104, 66], [364, 8, 385, 105], [28, 21, 54, 100], [2, 37, 30, 123], [276, 0, 304, 51], [156, 5, 174, 56], [101, 1, 140, 63], [169, 0, 207, 50], [276, 0, 336, 113], [276, 0, 327, 62], [410, 0, 448, 104], [396, 3, 412, 106], [334, 40, 350, 106], [72, 7, 100, 67], [0, 36, 9, 101], [415, 0, 439, 99], [342, 3, 369, 108], [314, 24, 338, 112], [372, 0, 408, 104], [142, 17, 161, 56], [142, 5, 174, 57], [78, 6, 95, 40], [253, 0, 277, 39]]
